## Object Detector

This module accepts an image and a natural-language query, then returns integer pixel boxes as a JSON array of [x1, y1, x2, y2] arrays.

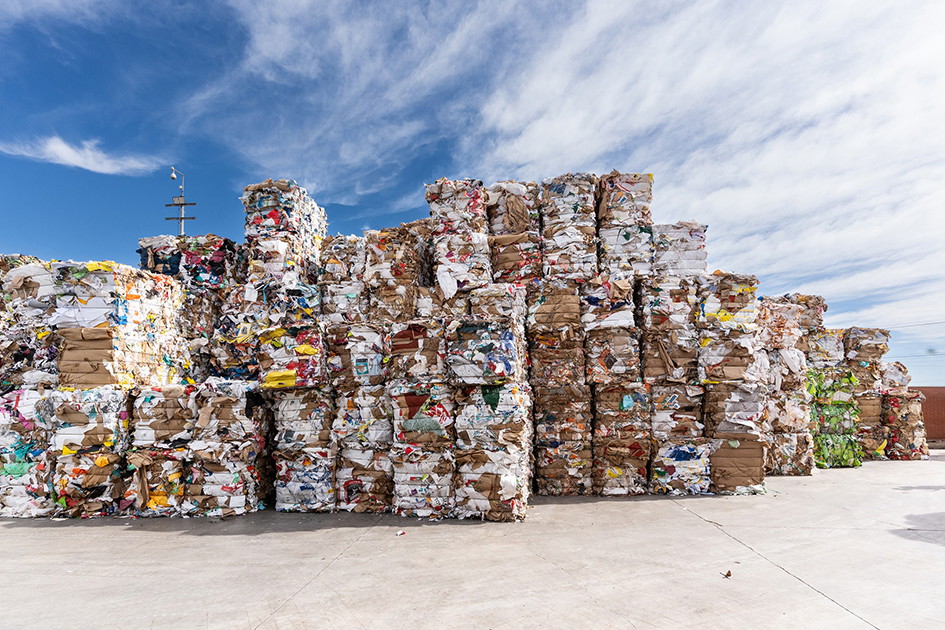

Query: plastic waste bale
[[389, 443, 455, 519], [453, 383, 531, 521], [709, 438, 766, 494], [585, 328, 641, 385], [812, 434, 863, 469], [697, 271, 759, 332], [593, 432, 651, 496], [320, 282, 367, 323], [598, 224, 654, 277], [426, 178, 488, 235], [765, 432, 814, 476], [698, 330, 770, 385], [387, 321, 446, 382], [325, 323, 388, 388], [39, 388, 129, 517], [596, 171, 654, 226], [0, 324, 59, 390], [642, 330, 700, 383], [446, 320, 526, 385], [0, 389, 54, 517], [433, 232, 493, 299], [363, 221, 431, 288], [639, 275, 699, 331], [807, 367, 862, 469], [468, 283, 527, 322], [883, 390, 928, 460], [257, 326, 326, 389], [368, 285, 417, 322], [650, 438, 717, 495], [703, 382, 768, 440], [415, 287, 469, 319], [800, 329, 845, 368], [807, 367, 858, 406], [317, 234, 365, 284], [485, 180, 540, 235], [652, 222, 707, 276], [651, 383, 705, 439], [593, 384, 651, 440], [579, 274, 635, 330], [130, 385, 195, 449], [120, 448, 187, 517], [336, 447, 392, 513], [489, 232, 542, 283]]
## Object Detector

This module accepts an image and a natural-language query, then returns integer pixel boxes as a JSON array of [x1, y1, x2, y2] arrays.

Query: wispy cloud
[[0, 136, 164, 175]]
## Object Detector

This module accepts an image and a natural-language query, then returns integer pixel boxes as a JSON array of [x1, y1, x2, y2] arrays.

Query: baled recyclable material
[[319, 282, 367, 323], [697, 271, 759, 332], [756, 300, 804, 349], [363, 222, 430, 288], [854, 392, 887, 459], [486, 181, 540, 235], [446, 320, 526, 385], [387, 321, 446, 382], [269, 388, 333, 453], [273, 447, 335, 512], [813, 434, 863, 469], [525, 280, 582, 337], [368, 285, 417, 322], [130, 386, 195, 448], [639, 275, 699, 331], [765, 393, 811, 434], [388, 380, 455, 447], [593, 433, 651, 496], [703, 382, 767, 439], [242, 178, 327, 243], [415, 286, 469, 319], [579, 274, 635, 329], [332, 385, 392, 448], [528, 338, 585, 389], [767, 348, 808, 392], [596, 171, 653, 227], [389, 443, 455, 518], [540, 173, 598, 228], [426, 178, 488, 234], [2, 261, 55, 326], [883, 390, 928, 460], [138, 234, 240, 288], [652, 222, 707, 276], [534, 440, 592, 496], [651, 383, 704, 439], [533, 385, 592, 444], [469, 283, 527, 322], [336, 447, 392, 512], [593, 384, 651, 439], [770, 294, 826, 329], [0, 389, 53, 517], [765, 432, 814, 476], [698, 330, 769, 384], [597, 224, 654, 276], [257, 326, 326, 389], [710, 438, 765, 494], [650, 438, 716, 495], [121, 448, 186, 516], [541, 223, 598, 281], [317, 234, 365, 284], [642, 330, 700, 383], [489, 232, 542, 283], [0, 324, 59, 390], [585, 328, 641, 385], [879, 361, 911, 393], [325, 323, 388, 387], [801, 329, 845, 368], [433, 231, 492, 298]]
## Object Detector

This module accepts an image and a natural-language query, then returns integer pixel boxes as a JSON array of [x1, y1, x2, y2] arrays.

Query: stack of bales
[[882, 389, 929, 460], [843, 327, 890, 459], [0, 389, 53, 517], [1, 258, 59, 390], [540, 173, 600, 282], [485, 182, 542, 284], [270, 387, 336, 511], [596, 171, 654, 277], [758, 298, 813, 476]]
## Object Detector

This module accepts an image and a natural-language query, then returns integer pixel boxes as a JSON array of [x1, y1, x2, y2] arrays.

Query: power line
[[891, 320, 945, 329]]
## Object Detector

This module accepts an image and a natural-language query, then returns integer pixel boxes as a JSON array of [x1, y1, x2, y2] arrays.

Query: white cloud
[[0, 0, 120, 28], [0, 136, 164, 175]]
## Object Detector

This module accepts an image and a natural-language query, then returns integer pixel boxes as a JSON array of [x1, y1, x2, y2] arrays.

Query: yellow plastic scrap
[[94, 455, 110, 468], [262, 370, 298, 388], [294, 344, 319, 355]]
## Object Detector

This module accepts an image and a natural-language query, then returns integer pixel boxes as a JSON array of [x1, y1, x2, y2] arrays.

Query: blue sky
[[1, 1, 943, 384]]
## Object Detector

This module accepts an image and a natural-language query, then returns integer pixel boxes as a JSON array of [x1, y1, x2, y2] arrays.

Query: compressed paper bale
[[765, 392, 812, 434], [883, 390, 928, 460], [528, 334, 586, 389], [0, 324, 60, 390], [130, 386, 195, 449], [324, 323, 388, 388], [182, 446, 266, 517], [120, 448, 187, 517], [454, 383, 532, 451], [433, 232, 493, 299], [243, 234, 308, 286], [638, 275, 700, 331], [649, 438, 716, 495], [709, 438, 766, 494], [317, 234, 365, 284], [190, 380, 260, 445], [846, 360, 883, 395], [388, 380, 456, 447], [592, 433, 651, 496], [332, 385, 392, 448], [454, 447, 530, 521], [209, 329, 259, 380], [541, 223, 598, 281], [0, 389, 50, 461], [0, 458, 54, 517], [363, 222, 430, 288], [272, 447, 336, 512], [368, 285, 417, 322], [885, 425, 929, 461], [767, 348, 808, 392], [241, 178, 327, 243], [596, 171, 653, 227], [486, 180, 540, 235], [389, 443, 455, 519], [532, 385, 593, 444], [426, 178, 488, 234], [593, 384, 651, 439], [769, 293, 827, 330], [879, 361, 911, 393], [335, 447, 392, 513], [257, 326, 326, 389], [387, 320, 446, 382], [651, 383, 704, 439], [585, 328, 641, 385], [415, 286, 470, 319], [179, 287, 220, 341], [468, 283, 527, 322], [756, 299, 804, 349], [703, 382, 768, 439], [800, 329, 845, 368], [319, 281, 367, 323], [642, 330, 700, 383], [597, 224, 654, 276], [698, 330, 770, 384], [765, 432, 814, 476], [138, 234, 241, 289], [534, 440, 593, 496], [579, 274, 635, 330], [40, 388, 129, 456], [697, 271, 759, 332], [540, 173, 599, 228], [813, 433, 863, 468], [652, 222, 707, 276], [525, 280, 582, 336], [490, 232, 542, 283], [2, 261, 56, 328], [270, 388, 334, 452], [446, 320, 526, 385], [843, 327, 890, 363], [51, 452, 123, 517]]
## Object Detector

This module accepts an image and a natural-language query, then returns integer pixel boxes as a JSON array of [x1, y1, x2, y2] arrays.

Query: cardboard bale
[[257, 325, 326, 389], [592, 432, 651, 496], [389, 443, 455, 518], [878, 361, 911, 394], [652, 222, 707, 277], [270, 388, 334, 453], [272, 447, 336, 512], [388, 380, 456, 448], [120, 447, 187, 516], [846, 360, 883, 395], [698, 330, 769, 384], [585, 327, 641, 385], [596, 171, 653, 227], [651, 383, 704, 439], [324, 323, 388, 388], [801, 329, 845, 368], [639, 276, 699, 332], [0, 389, 53, 517], [40, 388, 129, 457], [769, 293, 827, 330], [844, 327, 890, 363], [529, 343, 586, 389], [130, 385, 195, 449], [320, 281, 367, 323], [415, 286, 470, 319], [593, 384, 651, 439], [486, 181, 540, 235], [756, 299, 804, 349], [883, 390, 928, 460], [332, 385, 392, 448], [446, 320, 526, 385], [0, 324, 59, 390], [208, 329, 259, 380], [0, 458, 53, 517], [454, 383, 531, 452], [387, 321, 446, 382], [433, 232, 492, 298], [368, 285, 417, 322], [540, 173, 599, 228], [533, 385, 593, 444], [426, 178, 488, 234], [185, 445, 266, 516], [534, 440, 593, 496], [598, 224, 654, 277], [454, 447, 530, 521], [469, 283, 527, 322], [649, 438, 716, 495], [579, 274, 635, 330], [2, 262, 55, 327], [765, 392, 812, 434], [216, 283, 321, 334], [703, 382, 767, 440], [335, 447, 392, 513], [697, 271, 759, 332], [363, 222, 431, 288], [490, 232, 542, 283], [242, 178, 328, 243], [138, 234, 240, 289], [51, 451, 123, 517], [541, 223, 598, 282], [767, 348, 808, 392], [317, 234, 365, 284], [710, 438, 765, 494], [642, 331, 700, 383], [765, 432, 814, 476]]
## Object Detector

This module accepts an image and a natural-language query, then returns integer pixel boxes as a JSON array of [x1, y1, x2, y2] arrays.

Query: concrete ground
[[2, 453, 944, 630]]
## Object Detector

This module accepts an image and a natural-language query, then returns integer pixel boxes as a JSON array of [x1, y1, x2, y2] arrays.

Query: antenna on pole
[[165, 166, 197, 236]]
